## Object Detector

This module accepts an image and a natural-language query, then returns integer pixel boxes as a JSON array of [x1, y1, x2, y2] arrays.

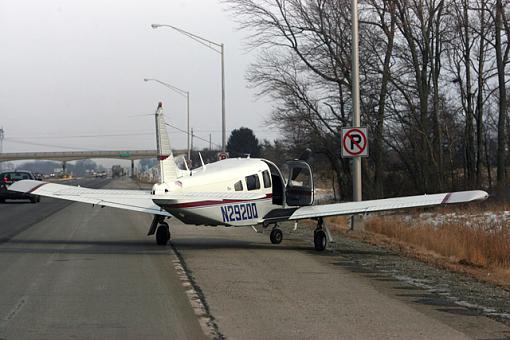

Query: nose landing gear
[[156, 222, 171, 245], [149, 215, 171, 246]]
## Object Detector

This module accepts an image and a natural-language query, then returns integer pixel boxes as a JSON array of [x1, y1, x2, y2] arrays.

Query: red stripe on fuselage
[[159, 155, 169, 160], [164, 193, 273, 209]]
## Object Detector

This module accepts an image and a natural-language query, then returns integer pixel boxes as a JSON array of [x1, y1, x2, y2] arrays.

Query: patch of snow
[[393, 275, 510, 320]]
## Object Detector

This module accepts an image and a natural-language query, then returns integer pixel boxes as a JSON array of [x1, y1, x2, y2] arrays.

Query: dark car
[[0, 171, 41, 203], [33, 172, 44, 181]]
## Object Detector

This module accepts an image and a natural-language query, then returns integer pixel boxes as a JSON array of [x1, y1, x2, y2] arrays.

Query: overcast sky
[[0, 0, 276, 154]]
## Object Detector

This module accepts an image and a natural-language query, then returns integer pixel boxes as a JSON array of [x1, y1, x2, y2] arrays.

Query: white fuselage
[[153, 158, 283, 227]]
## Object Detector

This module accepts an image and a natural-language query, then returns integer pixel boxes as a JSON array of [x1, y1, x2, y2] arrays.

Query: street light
[[350, 0, 362, 231], [151, 23, 226, 152], [144, 78, 191, 161]]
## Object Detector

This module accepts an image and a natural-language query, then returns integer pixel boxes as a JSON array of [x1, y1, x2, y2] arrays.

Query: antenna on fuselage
[[198, 152, 206, 171]]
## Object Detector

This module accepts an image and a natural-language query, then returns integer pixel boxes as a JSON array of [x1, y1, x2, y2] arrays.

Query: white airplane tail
[[155, 102, 179, 183]]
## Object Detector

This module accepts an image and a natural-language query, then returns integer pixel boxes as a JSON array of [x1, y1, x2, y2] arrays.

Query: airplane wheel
[[314, 230, 327, 251], [270, 228, 283, 244], [156, 224, 170, 245]]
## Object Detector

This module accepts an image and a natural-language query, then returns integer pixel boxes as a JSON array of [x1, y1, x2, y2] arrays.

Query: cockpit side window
[[262, 170, 271, 188], [245, 174, 260, 191], [234, 180, 243, 191]]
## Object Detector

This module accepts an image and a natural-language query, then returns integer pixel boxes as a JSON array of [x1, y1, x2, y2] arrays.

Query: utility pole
[[191, 128, 194, 154], [352, 0, 362, 203], [351, 0, 363, 231], [220, 43, 226, 152], [0, 127, 4, 171], [0, 127, 4, 154], [209, 133, 212, 151]]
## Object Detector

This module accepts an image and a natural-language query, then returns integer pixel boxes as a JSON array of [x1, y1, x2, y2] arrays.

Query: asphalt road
[[0, 177, 509, 339], [0, 178, 205, 340], [0, 178, 107, 243], [170, 223, 510, 339]]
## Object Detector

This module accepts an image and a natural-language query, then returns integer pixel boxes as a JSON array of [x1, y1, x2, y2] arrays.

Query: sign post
[[217, 152, 229, 161], [341, 127, 368, 231]]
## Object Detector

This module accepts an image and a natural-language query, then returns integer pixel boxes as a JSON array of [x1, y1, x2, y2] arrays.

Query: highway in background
[[0, 178, 508, 339]]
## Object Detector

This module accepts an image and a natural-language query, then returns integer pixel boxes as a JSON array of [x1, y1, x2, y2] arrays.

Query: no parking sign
[[341, 127, 368, 158], [217, 152, 229, 161]]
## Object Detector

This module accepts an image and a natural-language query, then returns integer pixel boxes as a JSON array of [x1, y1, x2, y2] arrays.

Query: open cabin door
[[283, 160, 314, 206]]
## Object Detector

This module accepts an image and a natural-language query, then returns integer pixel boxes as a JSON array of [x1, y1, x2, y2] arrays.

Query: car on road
[[95, 171, 107, 178], [33, 172, 44, 181], [0, 171, 41, 203]]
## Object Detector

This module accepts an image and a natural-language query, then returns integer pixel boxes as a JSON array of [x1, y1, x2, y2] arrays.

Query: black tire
[[156, 224, 170, 245], [270, 228, 283, 244], [0, 199, 4, 203], [314, 229, 327, 251]]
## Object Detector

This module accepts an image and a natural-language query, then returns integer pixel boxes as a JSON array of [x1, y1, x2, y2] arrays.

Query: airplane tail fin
[[155, 102, 179, 183]]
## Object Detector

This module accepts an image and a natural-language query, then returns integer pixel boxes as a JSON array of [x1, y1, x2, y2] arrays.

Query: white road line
[[169, 247, 221, 339]]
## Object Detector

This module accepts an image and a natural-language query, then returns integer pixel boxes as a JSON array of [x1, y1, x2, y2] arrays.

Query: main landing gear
[[313, 218, 330, 251], [266, 219, 332, 251], [270, 225, 283, 244], [149, 215, 171, 246]]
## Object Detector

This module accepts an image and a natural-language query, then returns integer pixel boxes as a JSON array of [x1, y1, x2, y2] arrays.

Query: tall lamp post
[[151, 23, 226, 152], [144, 78, 191, 161], [351, 0, 361, 203], [350, 0, 363, 231]]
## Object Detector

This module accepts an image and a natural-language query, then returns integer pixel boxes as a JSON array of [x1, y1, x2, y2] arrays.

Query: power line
[[4, 116, 224, 152], [7, 132, 155, 139], [164, 122, 222, 149], [4, 138, 101, 151], [193, 129, 266, 133]]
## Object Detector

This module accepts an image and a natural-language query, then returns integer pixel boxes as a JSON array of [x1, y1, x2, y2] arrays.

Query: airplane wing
[[8, 180, 266, 216], [9, 179, 171, 216], [263, 190, 488, 222]]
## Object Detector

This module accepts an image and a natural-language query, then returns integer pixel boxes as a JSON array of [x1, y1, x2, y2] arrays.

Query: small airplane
[[10, 103, 488, 251]]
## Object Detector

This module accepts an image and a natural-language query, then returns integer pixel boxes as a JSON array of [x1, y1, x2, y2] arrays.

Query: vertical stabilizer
[[155, 102, 179, 183]]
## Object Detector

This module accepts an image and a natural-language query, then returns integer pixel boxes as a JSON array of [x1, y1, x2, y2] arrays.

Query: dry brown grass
[[319, 204, 510, 287], [364, 218, 510, 269]]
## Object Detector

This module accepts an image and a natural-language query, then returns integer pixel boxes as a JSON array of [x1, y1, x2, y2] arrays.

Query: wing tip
[[445, 190, 489, 204], [8, 179, 46, 194]]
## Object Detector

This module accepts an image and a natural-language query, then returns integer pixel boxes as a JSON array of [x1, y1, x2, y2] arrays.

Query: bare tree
[[362, 0, 398, 197], [227, 0, 510, 198], [494, 0, 510, 195]]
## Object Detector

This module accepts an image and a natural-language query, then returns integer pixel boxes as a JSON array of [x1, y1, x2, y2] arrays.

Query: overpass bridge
[[0, 149, 186, 174]]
